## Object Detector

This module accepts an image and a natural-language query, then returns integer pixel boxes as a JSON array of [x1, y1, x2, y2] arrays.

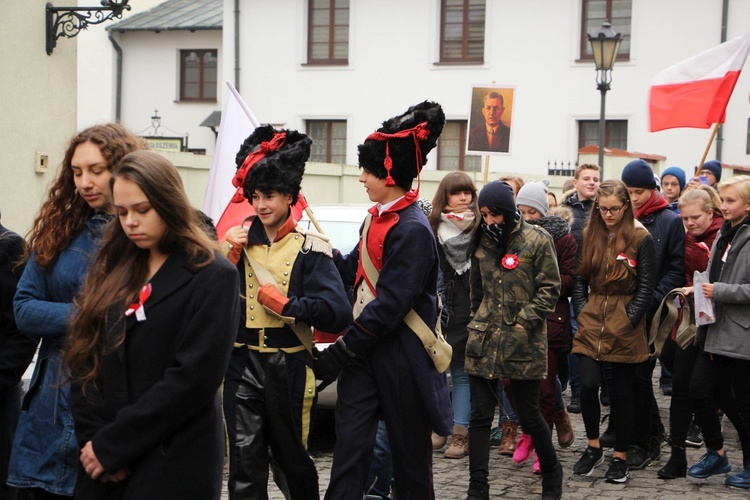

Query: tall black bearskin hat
[[358, 101, 445, 191], [231, 125, 312, 206]]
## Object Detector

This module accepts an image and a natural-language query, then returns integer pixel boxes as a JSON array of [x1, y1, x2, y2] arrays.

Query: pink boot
[[512, 433, 535, 465], [532, 453, 541, 474]]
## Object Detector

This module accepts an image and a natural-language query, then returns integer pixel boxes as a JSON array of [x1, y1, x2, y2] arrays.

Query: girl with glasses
[[571, 180, 656, 484]]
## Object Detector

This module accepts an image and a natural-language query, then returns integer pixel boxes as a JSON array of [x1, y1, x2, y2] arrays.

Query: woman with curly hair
[[65, 151, 240, 499], [7, 124, 146, 499]]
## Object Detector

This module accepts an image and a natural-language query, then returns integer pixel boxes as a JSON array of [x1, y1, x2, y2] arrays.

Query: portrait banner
[[466, 84, 515, 156]]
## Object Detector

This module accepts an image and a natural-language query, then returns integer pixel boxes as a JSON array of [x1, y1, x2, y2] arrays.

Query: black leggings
[[578, 355, 636, 453]]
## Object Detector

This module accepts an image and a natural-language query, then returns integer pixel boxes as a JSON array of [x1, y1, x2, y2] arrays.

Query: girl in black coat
[[66, 151, 240, 500]]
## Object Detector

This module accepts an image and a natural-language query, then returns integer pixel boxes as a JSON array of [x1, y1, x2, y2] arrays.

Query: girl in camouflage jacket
[[464, 180, 562, 500]]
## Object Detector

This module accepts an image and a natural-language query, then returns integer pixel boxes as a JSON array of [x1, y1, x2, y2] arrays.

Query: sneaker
[[490, 426, 503, 446], [605, 457, 629, 484], [661, 381, 673, 396], [685, 422, 704, 448], [688, 449, 732, 478], [513, 433, 535, 465], [626, 444, 650, 470], [533, 453, 541, 475], [573, 445, 604, 476], [726, 464, 750, 489], [567, 395, 581, 414]]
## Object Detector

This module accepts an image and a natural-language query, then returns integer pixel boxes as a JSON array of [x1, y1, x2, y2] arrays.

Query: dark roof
[[200, 110, 221, 128], [108, 0, 222, 32]]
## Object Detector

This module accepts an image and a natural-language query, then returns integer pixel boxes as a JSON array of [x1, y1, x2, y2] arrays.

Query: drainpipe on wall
[[109, 31, 123, 123], [234, 0, 240, 92], [717, 0, 729, 161]]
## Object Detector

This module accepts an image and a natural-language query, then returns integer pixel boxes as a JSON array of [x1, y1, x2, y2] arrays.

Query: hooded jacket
[[466, 219, 560, 380], [572, 224, 657, 363], [526, 207, 577, 352], [701, 221, 750, 361]]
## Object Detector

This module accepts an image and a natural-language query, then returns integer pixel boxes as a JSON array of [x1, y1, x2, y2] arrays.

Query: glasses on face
[[596, 204, 624, 215]]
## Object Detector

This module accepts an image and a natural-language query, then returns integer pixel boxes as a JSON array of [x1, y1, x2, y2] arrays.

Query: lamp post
[[588, 21, 623, 170]]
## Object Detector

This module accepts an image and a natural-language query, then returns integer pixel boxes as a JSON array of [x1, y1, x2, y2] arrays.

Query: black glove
[[315, 337, 356, 388]]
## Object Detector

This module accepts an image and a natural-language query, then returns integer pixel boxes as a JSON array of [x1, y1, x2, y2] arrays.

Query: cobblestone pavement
[[222, 365, 748, 499]]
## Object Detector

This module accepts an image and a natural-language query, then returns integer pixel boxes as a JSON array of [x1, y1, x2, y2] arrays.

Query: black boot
[[657, 446, 687, 479], [541, 461, 563, 500], [466, 482, 489, 500]]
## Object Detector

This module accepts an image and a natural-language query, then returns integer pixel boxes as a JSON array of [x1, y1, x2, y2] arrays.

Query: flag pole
[[298, 194, 325, 234], [697, 122, 721, 172]]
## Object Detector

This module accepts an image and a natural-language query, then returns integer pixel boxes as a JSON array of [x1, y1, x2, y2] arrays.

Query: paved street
[[223, 365, 748, 499]]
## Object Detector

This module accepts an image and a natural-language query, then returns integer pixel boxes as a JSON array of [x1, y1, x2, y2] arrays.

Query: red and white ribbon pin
[[616, 253, 637, 268], [125, 283, 152, 322]]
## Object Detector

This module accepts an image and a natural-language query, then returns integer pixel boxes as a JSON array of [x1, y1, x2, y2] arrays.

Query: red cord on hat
[[366, 122, 430, 187], [230, 132, 287, 203]]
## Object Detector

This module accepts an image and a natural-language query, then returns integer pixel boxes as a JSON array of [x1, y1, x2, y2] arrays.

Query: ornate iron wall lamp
[[46, 0, 131, 55]]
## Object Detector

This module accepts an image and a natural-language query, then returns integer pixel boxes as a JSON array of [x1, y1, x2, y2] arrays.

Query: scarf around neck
[[438, 211, 475, 274], [635, 190, 668, 219]]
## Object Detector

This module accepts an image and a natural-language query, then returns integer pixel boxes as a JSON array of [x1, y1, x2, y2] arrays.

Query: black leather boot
[[541, 461, 563, 500], [466, 482, 490, 500], [657, 446, 687, 479]]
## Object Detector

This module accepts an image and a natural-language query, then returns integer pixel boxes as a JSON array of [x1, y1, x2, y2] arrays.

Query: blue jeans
[[450, 359, 470, 427], [555, 377, 565, 412], [567, 300, 580, 397], [496, 382, 517, 425], [366, 420, 392, 498]]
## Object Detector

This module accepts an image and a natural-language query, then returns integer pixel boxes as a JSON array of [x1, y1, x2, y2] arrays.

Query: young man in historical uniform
[[316, 101, 453, 499], [222, 126, 353, 500]]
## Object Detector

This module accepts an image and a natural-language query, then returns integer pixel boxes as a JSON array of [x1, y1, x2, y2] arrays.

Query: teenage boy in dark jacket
[[621, 159, 686, 470]]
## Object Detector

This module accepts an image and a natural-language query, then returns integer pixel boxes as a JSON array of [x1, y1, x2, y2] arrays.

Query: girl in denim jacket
[[8, 125, 145, 499]]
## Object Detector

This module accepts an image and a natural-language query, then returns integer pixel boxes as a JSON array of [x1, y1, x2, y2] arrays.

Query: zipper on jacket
[[596, 259, 610, 361]]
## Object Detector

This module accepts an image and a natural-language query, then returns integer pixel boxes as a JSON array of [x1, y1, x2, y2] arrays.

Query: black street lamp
[[588, 21, 623, 170]]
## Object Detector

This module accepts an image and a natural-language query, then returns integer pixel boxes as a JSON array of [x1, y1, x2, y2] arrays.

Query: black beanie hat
[[232, 125, 312, 205], [477, 181, 516, 213], [358, 101, 445, 191], [621, 159, 657, 189], [702, 160, 722, 182]]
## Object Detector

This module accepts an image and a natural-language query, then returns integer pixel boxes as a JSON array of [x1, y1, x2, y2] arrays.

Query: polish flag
[[649, 31, 750, 132], [202, 82, 307, 240]]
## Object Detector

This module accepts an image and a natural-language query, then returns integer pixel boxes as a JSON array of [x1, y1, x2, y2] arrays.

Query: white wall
[[77, 0, 163, 128], [221, 0, 750, 186], [1, 1, 78, 234], [114, 29, 222, 156]]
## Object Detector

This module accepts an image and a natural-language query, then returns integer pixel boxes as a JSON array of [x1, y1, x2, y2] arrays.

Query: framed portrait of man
[[466, 85, 515, 156]]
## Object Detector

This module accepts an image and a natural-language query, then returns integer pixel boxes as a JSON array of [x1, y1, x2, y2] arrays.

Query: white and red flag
[[203, 82, 307, 240], [649, 31, 750, 132]]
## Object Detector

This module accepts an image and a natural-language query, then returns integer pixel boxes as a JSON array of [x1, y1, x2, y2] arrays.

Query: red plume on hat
[[215, 125, 311, 238], [358, 101, 445, 191]]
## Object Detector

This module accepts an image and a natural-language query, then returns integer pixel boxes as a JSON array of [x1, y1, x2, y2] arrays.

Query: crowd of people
[[1, 108, 750, 500]]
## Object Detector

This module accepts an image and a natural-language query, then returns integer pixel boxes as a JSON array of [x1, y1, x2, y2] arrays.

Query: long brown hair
[[428, 171, 479, 234], [27, 124, 148, 268], [579, 179, 636, 280], [66, 151, 217, 391]]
